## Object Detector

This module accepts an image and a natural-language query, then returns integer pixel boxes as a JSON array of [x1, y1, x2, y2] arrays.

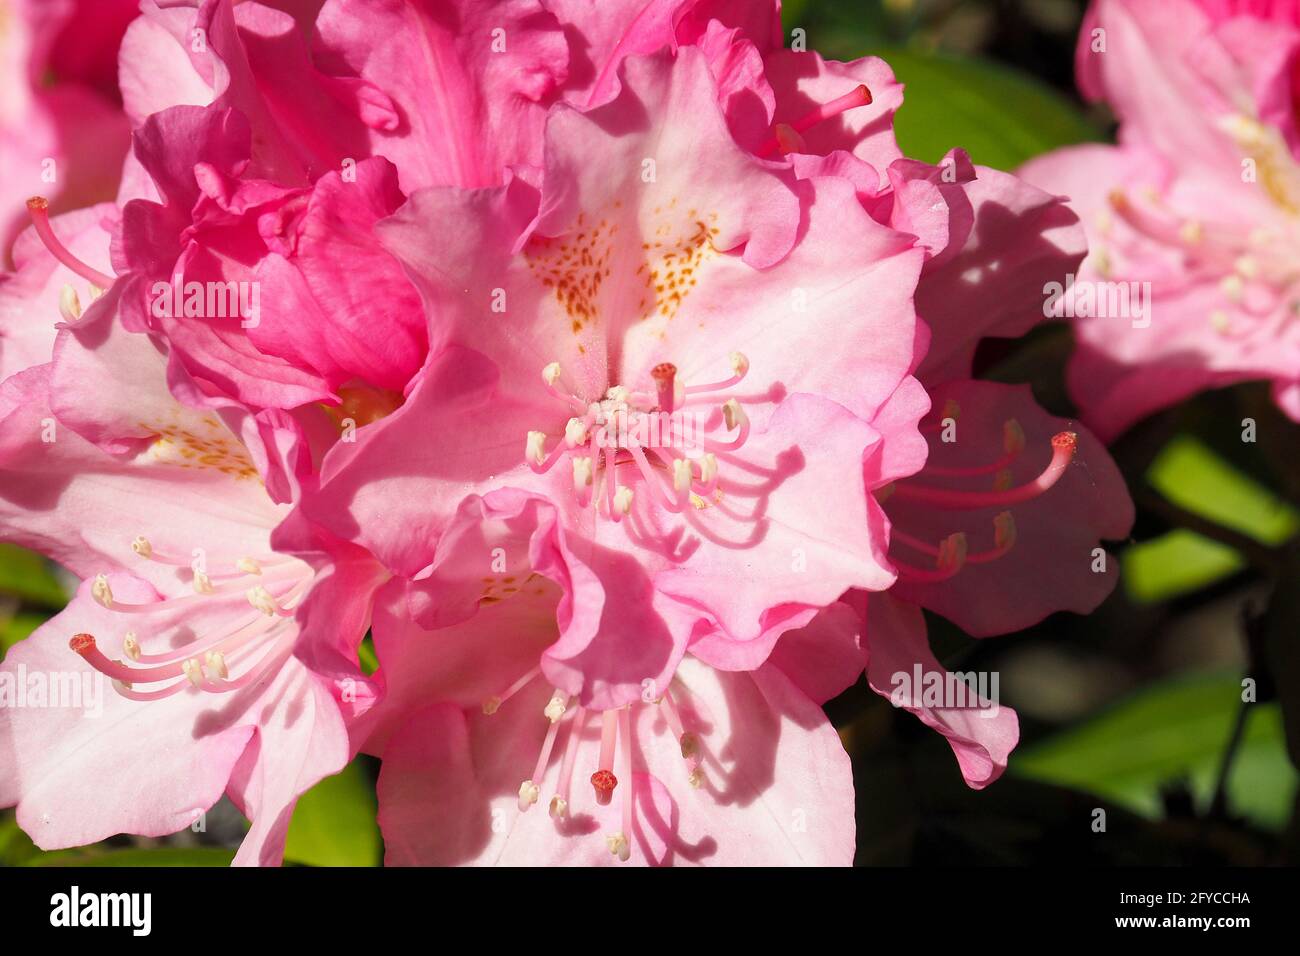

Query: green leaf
[[1124, 437, 1299, 603], [1123, 531, 1243, 604], [1, 611, 45, 658], [1012, 671, 1298, 831], [283, 760, 381, 867], [879, 47, 1102, 171], [25, 846, 235, 867], [1147, 435, 1299, 545], [0, 544, 66, 608]]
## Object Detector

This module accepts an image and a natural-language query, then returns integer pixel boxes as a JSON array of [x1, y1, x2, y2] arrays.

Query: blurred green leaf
[[881, 47, 1101, 170], [24, 847, 235, 866], [1013, 671, 1298, 831], [1124, 437, 1298, 602], [1123, 531, 1244, 604], [283, 760, 380, 867], [1, 610, 45, 657], [1147, 436, 1299, 545], [0, 544, 66, 608], [0, 811, 41, 865]]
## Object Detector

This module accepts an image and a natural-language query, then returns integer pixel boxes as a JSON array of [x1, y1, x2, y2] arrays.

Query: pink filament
[[890, 433, 1077, 510]]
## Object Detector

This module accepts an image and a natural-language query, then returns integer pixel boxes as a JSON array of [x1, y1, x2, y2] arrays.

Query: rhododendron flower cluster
[[0, 0, 1134, 866]]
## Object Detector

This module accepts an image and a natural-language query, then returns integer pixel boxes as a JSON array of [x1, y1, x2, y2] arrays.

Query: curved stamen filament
[[550, 705, 587, 818], [890, 432, 1077, 510]]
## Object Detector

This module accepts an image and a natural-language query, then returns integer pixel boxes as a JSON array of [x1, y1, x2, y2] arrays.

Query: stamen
[[550, 705, 587, 818], [923, 420, 1026, 477], [58, 285, 82, 322], [92, 574, 113, 608], [482, 666, 541, 715], [890, 432, 1077, 510], [757, 85, 873, 157], [519, 692, 568, 812], [26, 198, 116, 288], [609, 706, 633, 863]]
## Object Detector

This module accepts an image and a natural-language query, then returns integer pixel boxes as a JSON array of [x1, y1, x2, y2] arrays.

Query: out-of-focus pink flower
[[0, 220, 388, 865], [0, 0, 131, 261], [1022, 0, 1300, 438], [304, 48, 925, 711]]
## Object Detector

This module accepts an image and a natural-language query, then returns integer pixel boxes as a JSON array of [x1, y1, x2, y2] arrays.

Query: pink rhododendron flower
[[106, 0, 431, 410], [0, 0, 130, 259], [0, 217, 387, 865], [304, 48, 925, 712], [1022, 0, 1300, 439], [355, 490, 858, 865]]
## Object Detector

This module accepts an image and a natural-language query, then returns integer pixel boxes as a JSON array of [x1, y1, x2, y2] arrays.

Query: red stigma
[[69, 633, 96, 655], [590, 769, 618, 805], [26, 196, 49, 212], [651, 362, 677, 382], [1051, 431, 1078, 451]]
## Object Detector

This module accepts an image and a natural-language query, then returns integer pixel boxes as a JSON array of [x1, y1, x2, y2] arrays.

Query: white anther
[[123, 632, 140, 662], [59, 285, 83, 321], [246, 585, 279, 616], [722, 398, 748, 431], [88, 285, 104, 300], [205, 650, 229, 680], [1234, 255, 1260, 279], [729, 351, 749, 377], [1178, 221, 1203, 244], [526, 430, 547, 466], [192, 570, 214, 595], [565, 417, 589, 447], [482, 696, 502, 715], [572, 456, 594, 492], [941, 399, 961, 421], [606, 832, 630, 862], [236, 556, 262, 575], [131, 535, 152, 558], [699, 453, 718, 484], [993, 469, 1013, 492], [92, 574, 113, 609], [688, 767, 704, 789], [1210, 310, 1232, 333], [614, 486, 634, 515], [518, 780, 540, 810], [181, 658, 204, 688], [544, 692, 567, 723], [606, 385, 630, 403], [542, 362, 562, 386], [673, 458, 693, 493], [549, 796, 568, 818], [1220, 275, 1244, 302]]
